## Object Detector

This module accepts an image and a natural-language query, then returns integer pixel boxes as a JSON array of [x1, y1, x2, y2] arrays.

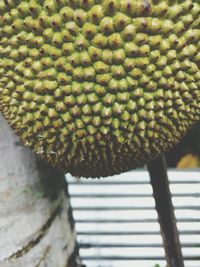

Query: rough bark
[[0, 114, 79, 267]]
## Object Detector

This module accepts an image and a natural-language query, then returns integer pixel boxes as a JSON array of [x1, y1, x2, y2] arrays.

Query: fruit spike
[[0, 0, 200, 178]]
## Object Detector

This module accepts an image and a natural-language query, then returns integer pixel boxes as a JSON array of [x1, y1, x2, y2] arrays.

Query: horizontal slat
[[66, 169, 200, 267], [76, 222, 200, 232], [81, 256, 165, 261], [79, 243, 200, 248], [79, 243, 163, 248], [75, 218, 200, 223], [68, 184, 199, 195], [175, 210, 200, 219], [82, 260, 166, 267], [70, 193, 200, 197], [71, 196, 199, 208], [68, 184, 153, 195], [77, 230, 200, 235], [73, 206, 200, 211], [83, 260, 200, 267], [73, 210, 158, 220], [71, 197, 155, 208], [79, 247, 200, 257], [77, 234, 163, 244], [68, 180, 200, 185], [81, 255, 166, 260], [78, 234, 200, 245], [80, 247, 164, 257], [74, 209, 200, 219], [81, 256, 200, 261]]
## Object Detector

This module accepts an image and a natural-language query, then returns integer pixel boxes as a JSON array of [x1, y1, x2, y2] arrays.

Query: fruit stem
[[147, 154, 184, 267]]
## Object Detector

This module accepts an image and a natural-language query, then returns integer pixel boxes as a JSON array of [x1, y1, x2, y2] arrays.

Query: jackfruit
[[0, 0, 200, 178]]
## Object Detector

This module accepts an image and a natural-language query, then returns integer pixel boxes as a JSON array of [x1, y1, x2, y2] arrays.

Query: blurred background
[[166, 121, 200, 169]]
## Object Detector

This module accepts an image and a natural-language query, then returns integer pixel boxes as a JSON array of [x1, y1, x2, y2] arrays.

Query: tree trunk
[[0, 114, 79, 267], [148, 155, 184, 267]]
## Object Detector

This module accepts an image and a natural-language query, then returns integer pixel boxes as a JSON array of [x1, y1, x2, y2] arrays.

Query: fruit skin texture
[[0, 0, 200, 178]]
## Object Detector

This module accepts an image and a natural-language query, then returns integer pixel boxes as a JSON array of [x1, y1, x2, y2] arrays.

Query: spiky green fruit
[[0, 0, 200, 178]]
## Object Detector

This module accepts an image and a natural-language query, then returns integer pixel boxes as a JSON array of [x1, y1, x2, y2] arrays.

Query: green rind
[[0, 0, 200, 177]]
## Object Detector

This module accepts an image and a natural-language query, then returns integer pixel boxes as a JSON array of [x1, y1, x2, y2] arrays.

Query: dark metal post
[[147, 154, 184, 267]]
